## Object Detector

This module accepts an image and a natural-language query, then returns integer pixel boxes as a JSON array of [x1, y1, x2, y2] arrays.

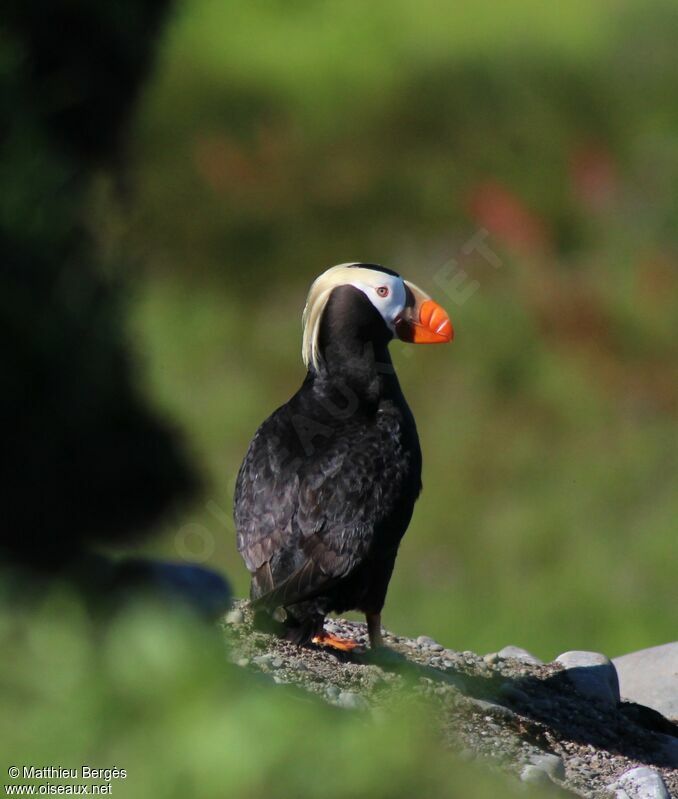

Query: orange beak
[[395, 282, 454, 344]]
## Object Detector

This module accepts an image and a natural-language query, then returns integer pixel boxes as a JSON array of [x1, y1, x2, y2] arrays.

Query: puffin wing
[[235, 407, 412, 609]]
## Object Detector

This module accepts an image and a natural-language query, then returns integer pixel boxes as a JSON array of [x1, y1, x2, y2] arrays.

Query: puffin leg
[[366, 612, 383, 649], [312, 631, 360, 652]]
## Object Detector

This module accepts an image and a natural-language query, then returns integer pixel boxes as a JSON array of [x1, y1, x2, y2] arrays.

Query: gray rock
[[520, 765, 551, 785], [608, 766, 670, 799], [497, 645, 544, 665], [555, 650, 620, 704], [325, 685, 340, 699], [336, 691, 369, 711], [528, 753, 565, 781], [613, 642, 678, 720]]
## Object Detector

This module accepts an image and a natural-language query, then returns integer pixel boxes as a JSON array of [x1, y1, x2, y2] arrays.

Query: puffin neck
[[314, 342, 400, 404], [309, 284, 402, 403]]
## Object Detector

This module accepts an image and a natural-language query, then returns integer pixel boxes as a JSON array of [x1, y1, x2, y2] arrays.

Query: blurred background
[[2, 0, 677, 794], [115, 0, 678, 660]]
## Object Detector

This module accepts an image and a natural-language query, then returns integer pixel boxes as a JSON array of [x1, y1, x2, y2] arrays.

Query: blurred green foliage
[[1, 0, 197, 563], [110, 0, 678, 661], [0, 592, 540, 799]]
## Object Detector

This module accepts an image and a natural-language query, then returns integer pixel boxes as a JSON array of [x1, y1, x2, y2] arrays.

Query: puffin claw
[[312, 632, 360, 652]]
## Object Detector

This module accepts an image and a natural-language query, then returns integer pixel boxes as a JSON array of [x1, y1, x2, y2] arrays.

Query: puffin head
[[302, 263, 453, 371]]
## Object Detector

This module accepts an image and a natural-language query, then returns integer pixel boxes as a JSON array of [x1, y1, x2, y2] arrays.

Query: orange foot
[[312, 632, 360, 652]]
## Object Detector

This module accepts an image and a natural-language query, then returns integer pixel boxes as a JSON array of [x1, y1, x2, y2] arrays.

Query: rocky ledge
[[223, 604, 678, 799]]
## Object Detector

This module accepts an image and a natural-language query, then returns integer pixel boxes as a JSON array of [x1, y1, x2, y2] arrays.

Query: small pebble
[[608, 766, 670, 799], [416, 635, 440, 649], [497, 645, 543, 666], [236, 657, 250, 668], [325, 685, 340, 699]]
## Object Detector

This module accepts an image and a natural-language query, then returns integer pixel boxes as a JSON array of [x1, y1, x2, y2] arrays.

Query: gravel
[[222, 602, 678, 798]]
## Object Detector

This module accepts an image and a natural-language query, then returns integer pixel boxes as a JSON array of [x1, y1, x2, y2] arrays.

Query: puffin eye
[[376, 286, 390, 298]]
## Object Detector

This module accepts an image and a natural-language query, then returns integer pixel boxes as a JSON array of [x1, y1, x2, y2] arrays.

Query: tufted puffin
[[234, 263, 453, 650]]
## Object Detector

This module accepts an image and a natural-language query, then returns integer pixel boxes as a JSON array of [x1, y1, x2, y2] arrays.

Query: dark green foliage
[[0, 0, 197, 565]]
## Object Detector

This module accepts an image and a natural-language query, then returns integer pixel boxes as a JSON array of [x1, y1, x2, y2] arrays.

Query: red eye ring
[[376, 286, 389, 298]]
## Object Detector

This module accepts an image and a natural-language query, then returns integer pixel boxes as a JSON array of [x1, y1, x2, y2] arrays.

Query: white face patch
[[302, 263, 408, 371], [344, 269, 407, 333]]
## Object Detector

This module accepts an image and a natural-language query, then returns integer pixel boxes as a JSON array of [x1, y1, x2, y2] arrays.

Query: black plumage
[[234, 265, 451, 648]]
